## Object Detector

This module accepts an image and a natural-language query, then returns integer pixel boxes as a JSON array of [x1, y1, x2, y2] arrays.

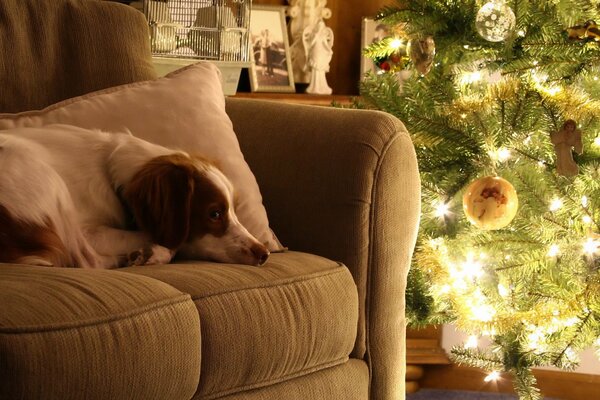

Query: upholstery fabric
[[211, 359, 369, 400], [0, 63, 283, 252], [122, 252, 359, 400], [0, 0, 156, 113], [0, 264, 201, 400], [226, 98, 421, 400]]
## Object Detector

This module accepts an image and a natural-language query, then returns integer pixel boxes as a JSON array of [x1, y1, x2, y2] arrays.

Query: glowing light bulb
[[471, 303, 496, 322], [547, 244, 560, 257], [583, 215, 592, 225], [488, 147, 511, 162], [484, 371, 501, 382], [583, 237, 599, 255], [582, 196, 588, 207], [594, 136, 600, 147], [497, 283, 509, 297], [390, 38, 403, 49], [517, 30, 526, 37], [464, 335, 479, 349], [460, 71, 482, 84], [549, 198, 563, 211], [434, 201, 451, 218]]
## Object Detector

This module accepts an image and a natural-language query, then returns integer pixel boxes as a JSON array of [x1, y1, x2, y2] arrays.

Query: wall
[[254, 0, 390, 94]]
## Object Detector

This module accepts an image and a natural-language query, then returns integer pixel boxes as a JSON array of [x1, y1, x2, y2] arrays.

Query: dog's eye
[[209, 210, 222, 221]]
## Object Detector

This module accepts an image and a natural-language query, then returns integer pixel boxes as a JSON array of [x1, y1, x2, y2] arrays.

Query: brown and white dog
[[0, 125, 269, 268]]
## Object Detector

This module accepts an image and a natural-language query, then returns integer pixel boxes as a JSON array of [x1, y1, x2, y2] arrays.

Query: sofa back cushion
[[0, 0, 156, 113]]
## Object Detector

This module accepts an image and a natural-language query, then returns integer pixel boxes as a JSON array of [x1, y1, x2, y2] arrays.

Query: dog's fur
[[0, 125, 269, 268]]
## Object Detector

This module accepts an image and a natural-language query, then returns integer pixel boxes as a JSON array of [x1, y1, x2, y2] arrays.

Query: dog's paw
[[146, 245, 174, 265], [126, 245, 174, 266]]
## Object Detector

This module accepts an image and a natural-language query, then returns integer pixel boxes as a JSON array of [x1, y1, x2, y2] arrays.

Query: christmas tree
[[360, 1, 600, 398]]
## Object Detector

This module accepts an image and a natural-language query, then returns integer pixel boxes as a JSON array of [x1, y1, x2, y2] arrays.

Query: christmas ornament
[[550, 120, 583, 177], [408, 36, 435, 75], [475, 1, 516, 42], [463, 176, 518, 230], [567, 20, 600, 41]]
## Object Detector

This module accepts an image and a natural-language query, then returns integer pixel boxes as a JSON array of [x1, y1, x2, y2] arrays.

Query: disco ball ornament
[[475, 1, 516, 42]]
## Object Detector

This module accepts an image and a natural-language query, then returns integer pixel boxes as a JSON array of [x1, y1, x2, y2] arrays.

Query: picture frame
[[248, 5, 295, 93], [360, 17, 390, 79], [360, 17, 411, 83]]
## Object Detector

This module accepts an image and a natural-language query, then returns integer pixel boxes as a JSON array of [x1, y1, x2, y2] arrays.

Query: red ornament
[[380, 61, 391, 71]]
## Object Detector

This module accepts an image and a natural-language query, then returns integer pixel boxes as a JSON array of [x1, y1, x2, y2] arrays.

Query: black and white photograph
[[249, 5, 295, 92]]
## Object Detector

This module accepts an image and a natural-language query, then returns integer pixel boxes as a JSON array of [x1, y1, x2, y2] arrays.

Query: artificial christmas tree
[[361, 1, 600, 398]]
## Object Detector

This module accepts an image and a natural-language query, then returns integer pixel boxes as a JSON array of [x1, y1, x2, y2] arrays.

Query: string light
[[497, 283, 510, 297], [464, 335, 479, 349], [390, 38, 403, 49], [484, 371, 501, 382], [489, 147, 511, 162], [547, 244, 560, 257], [583, 215, 592, 224], [594, 135, 600, 147], [460, 71, 482, 84], [583, 237, 599, 256], [549, 198, 563, 211], [434, 201, 451, 218], [582, 196, 588, 207]]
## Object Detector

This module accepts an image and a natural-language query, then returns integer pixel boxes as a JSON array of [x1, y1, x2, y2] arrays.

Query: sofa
[[0, 1, 420, 399]]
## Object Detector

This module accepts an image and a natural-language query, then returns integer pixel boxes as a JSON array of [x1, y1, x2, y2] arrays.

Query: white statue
[[303, 20, 334, 94], [287, 0, 332, 83]]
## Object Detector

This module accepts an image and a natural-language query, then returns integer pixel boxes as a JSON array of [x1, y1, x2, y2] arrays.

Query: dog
[[0, 125, 270, 268]]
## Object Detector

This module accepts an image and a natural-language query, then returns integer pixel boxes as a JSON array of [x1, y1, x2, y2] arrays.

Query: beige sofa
[[0, 1, 420, 399]]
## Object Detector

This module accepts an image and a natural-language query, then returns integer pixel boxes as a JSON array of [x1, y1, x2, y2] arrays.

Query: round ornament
[[475, 1, 516, 42], [408, 36, 436, 75], [463, 176, 518, 230]]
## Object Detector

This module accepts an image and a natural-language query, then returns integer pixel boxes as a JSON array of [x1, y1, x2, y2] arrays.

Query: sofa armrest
[[226, 97, 421, 400]]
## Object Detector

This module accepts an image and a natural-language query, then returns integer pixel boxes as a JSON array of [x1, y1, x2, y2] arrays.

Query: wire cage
[[143, 0, 251, 62]]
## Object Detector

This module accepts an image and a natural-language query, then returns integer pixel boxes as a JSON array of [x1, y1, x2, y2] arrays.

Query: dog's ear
[[124, 155, 195, 250]]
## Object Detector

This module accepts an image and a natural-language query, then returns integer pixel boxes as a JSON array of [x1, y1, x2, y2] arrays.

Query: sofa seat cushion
[[0, 264, 201, 400], [122, 251, 358, 400]]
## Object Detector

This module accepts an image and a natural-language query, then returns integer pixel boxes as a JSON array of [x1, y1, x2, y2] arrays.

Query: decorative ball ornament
[[463, 176, 518, 230], [475, 0, 516, 42], [408, 36, 436, 75]]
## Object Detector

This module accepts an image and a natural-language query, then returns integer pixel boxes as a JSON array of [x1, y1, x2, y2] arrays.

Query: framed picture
[[360, 17, 411, 82], [249, 5, 295, 92], [360, 17, 390, 79]]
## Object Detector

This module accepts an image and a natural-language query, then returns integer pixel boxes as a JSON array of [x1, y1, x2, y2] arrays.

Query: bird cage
[[143, 0, 252, 62]]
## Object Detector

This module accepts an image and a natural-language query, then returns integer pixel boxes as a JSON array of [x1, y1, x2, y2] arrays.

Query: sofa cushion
[[0, 62, 283, 252], [0, 264, 201, 400], [122, 251, 358, 400]]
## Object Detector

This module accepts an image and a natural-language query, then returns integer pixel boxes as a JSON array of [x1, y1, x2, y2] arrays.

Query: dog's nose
[[252, 243, 270, 266]]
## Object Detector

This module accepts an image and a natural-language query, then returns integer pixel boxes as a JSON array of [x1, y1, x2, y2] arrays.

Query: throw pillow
[[0, 62, 284, 251]]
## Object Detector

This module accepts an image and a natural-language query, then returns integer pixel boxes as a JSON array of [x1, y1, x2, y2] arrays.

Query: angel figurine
[[303, 19, 334, 94], [550, 119, 583, 177]]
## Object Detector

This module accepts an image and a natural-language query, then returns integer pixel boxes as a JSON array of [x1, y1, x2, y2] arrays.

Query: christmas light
[[434, 201, 451, 218], [460, 71, 482, 84], [484, 371, 501, 382], [390, 38, 403, 49], [583, 215, 592, 224], [594, 135, 600, 147], [582, 196, 588, 207], [583, 237, 599, 256], [547, 244, 560, 257], [497, 283, 509, 297], [464, 335, 479, 349], [549, 198, 563, 211], [462, 253, 484, 278]]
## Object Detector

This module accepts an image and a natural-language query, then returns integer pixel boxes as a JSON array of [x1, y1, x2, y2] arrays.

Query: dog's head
[[123, 154, 269, 266]]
